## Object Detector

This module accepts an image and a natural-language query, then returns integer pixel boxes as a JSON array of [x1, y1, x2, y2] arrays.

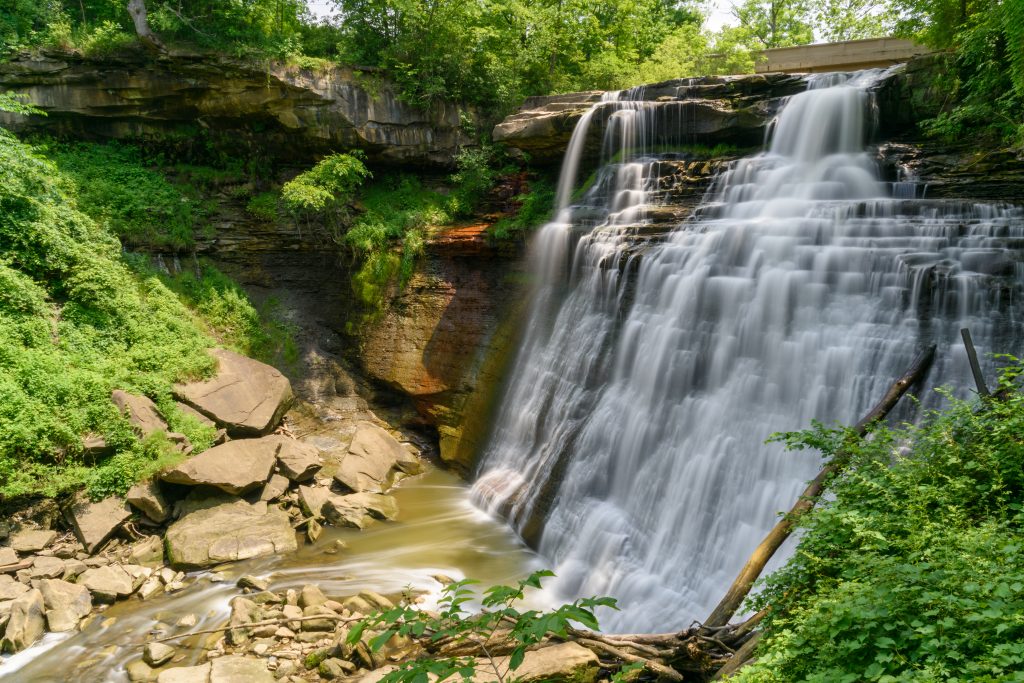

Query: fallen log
[[701, 344, 936, 631]]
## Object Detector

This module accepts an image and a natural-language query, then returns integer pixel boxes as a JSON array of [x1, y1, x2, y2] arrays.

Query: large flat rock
[[160, 438, 278, 495], [174, 348, 293, 437], [64, 495, 131, 554], [333, 422, 410, 493], [165, 499, 298, 569]]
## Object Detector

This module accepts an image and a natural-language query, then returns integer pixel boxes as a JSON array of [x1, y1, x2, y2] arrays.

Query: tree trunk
[[127, 0, 165, 52]]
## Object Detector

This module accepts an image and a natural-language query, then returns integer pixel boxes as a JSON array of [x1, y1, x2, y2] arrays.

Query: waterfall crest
[[473, 71, 1024, 632]]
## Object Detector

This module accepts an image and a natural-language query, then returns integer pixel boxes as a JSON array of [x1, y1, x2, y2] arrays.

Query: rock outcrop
[[174, 348, 293, 437], [0, 50, 472, 167]]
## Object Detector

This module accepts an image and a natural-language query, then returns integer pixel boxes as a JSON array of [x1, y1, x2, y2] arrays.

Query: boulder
[[127, 480, 171, 523], [227, 596, 260, 646], [0, 547, 16, 565], [10, 529, 56, 553], [298, 584, 328, 608], [26, 555, 65, 579], [64, 495, 132, 554], [128, 535, 165, 568], [111, 390, 168, 438], [127, 659, 159, 682], [323, 492, 399, 529], [210, 656, 276, 683], [173, 349, 293, 437], [79, 564, 134, 602], [156, 663, 211, 683], [164, 499, 297, 569], [270, 436, 322, 482], [297, 485, 330, 520], [144, 642, 176, 667], [333, 423, 409, 493], [0, 576, 29, 601], [38, 578, 92, 632], [160, 438, 278, 495], [1, 589, 45, 652], [481, 642, 600, 682], [259, 474, 290, 502]]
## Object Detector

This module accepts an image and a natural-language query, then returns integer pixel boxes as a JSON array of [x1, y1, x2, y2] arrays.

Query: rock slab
[[160, 438, 278, 495], [173, 348, 293, 437], [64, 495, 132, 554], [38, 578, 92, 632], [111, 390, 168, 437], [333, 422, 409, 493], [127, 479, 171, 523], [165, 499, 298, 569], [1, 589, 45, 652]]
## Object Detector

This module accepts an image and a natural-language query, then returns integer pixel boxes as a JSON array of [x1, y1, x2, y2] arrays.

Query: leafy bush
[[345, 570, 617, 683], [489, 176, 556, 241], [733, 363, 1024, 682]]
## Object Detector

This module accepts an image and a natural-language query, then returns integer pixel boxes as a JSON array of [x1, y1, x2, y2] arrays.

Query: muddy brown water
[[0, 468, 542, 682]]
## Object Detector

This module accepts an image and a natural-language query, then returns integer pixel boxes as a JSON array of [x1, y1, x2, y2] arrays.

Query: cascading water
[[473, 70, 1024, 632]]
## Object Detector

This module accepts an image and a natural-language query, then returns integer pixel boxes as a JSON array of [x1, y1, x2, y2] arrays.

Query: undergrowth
[[734, 361, 1024, 682]]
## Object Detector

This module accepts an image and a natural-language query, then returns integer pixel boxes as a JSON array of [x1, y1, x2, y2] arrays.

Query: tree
[[812, 0, 893, 42], [730, 0, 812, 49]]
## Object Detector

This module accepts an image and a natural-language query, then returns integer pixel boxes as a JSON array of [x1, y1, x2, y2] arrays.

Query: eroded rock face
[[174, 348, 293, 437], [164, 499, 298, 569], [0, 50, 472, 167]]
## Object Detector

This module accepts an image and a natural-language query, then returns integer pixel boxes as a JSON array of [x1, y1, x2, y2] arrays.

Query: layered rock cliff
[[0, 49, 471, 166]]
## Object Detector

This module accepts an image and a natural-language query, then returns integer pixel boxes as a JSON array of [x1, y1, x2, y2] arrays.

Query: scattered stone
[[173, 348, 293, 437], [358, 591, 394, 611], [0, 547, 17, 565], [79, 564, 134, 603], [64, 495, 132, 555], [269, 437, 322, 482], [210, 655, 276, 683], [156, 663, 211, 683], [237, 575, 270, 592], [300, 604, 336, 631], [62, 558, 88, 581], [1, 589, 45, 652], [27, 555, 65, 579], [10, 529, 57, 554], [274, 626, 295, 639], [298, 584, 328, 609], [38, 579, 91, 632], [165, 499, 298, 569], [297, 486, 330, 520], [161, 439, 279, 495], [333, 423, 408, 493], [318, 658, 351, 679], [0, 575, 30, 601], [112, 390, 169, 438], [129, 535, 165, 568], [228, 597, 261, 646], [323, 493, 398, 529], [144, 642, 176, 667], [127, 480, 172, 524], [137, 575, 163, 600], [281, 604, 302, 629], [177, 613, 198, 627], [127, 659, 159, 683], [259, 474, 290, 503]]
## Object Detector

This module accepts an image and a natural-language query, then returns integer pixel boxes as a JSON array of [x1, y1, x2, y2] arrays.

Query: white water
[[473, 70, 1024, 632]]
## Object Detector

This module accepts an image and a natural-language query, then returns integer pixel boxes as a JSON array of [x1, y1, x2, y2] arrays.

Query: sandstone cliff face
[[0, 50, 471, 166]]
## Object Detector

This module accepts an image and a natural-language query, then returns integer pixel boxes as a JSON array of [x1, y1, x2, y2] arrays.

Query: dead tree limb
[[711, 632, 761, 681], [960, 328, 990, 397], [701, 344, 936, 630]]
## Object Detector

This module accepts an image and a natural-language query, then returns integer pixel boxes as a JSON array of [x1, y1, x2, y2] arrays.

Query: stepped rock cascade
[[473, 70, 1024, 632]]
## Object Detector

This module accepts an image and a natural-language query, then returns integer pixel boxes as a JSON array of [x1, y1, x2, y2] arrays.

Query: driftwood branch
[[702, 344, 936, 630], [576, 637, 684, 681], [960, 328, 990, 397]]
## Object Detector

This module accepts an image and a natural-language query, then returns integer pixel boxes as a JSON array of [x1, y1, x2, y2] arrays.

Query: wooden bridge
[[754, 37, 934, 74]]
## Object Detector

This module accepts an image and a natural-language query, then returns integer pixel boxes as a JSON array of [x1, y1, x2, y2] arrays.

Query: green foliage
[[489, 175, 557, 241], [732, 362, 1024, 682], [39, 140, 206, 249], [281, 151, 371, 241], [730, 0, 813, 50], [347, 570, 618, 682], [811, 0, 894, 42], [0, 125, 220, 500], [0, 91, 46, 116], [246, 190, 280, 221], [450, 146, 498, 215]]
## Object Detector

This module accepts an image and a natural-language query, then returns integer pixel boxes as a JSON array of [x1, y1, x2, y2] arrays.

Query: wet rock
[[137, 575, 163, 600], [323, 493, 398, 529], [271, 437, 322, 482], [210, 655, 276, 683], [156, 663, 211, 683], [10, 529, 57, 554], [127, 480, 171, 523], [173, 349, 293, 437], [165, 499, 298, 569], [39, 578, 92, 631], [64, 495, 132, 554], [129, 535, 165, 568], [161, 438, 278, 495], [0, 547, 17, 565], [79, 564, 134, 602], [237, 575, 270, 592], [333, 423, 409, 493], [144, 642, 176, 666], [27, 555, 65, 579], [228, 597, 261, 646], [112, 390, 169, 437], [259, 474, 291, 503], [1, 589, 45, 652]]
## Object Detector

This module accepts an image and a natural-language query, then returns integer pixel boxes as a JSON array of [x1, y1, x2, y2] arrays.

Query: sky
[[306, 0, 737, 31]]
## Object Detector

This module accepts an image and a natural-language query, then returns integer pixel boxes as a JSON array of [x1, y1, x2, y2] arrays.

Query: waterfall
[[473, 71, 1024, 632]]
